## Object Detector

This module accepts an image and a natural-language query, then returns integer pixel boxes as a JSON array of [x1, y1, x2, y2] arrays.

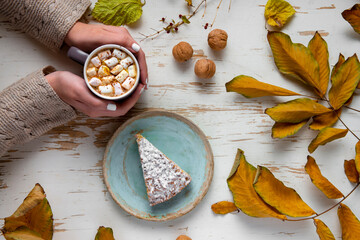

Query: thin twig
[[345, 106, 360, 113], [211, 0, 223, 27], [202, 0, 207, 17], [337, 116, 360, 141], [228, 0, 232, 11]]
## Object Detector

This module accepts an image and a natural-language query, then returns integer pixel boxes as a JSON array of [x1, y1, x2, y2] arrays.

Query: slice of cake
[[136, 134, 192, 206]]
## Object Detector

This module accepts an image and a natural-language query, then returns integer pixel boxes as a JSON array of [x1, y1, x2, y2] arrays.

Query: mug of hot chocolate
[[68, 44, 140, 100]]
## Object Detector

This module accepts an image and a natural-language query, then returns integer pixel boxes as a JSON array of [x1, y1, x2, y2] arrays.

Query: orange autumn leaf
[[308, 128, 348, 153], [95, 226, 115, 240], [271, 120, 307, 139], [314, 219, 336, 240], [344, 160, 359, 183], [227, 149, 287, 220], [225, 75, 300, 98], [329, 54, 360, 110], [264, 0, 295, 28], [305, 156, 343, 199], [211, 201, 238, 214], [342, 4, 360, 34], [308, 31, 330, 97], [338, 204, 360, 240], [265, 98, 331, 123], [2, 184, 53, 240], [309, 109, 341, 130], [331, 54, 346, 82], [253, 166, 316, 217], [355, 141, 360, 174], [267, 31, 323, 97]]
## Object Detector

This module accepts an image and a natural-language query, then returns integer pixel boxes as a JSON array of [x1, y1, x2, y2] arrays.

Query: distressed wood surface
[[1, 1, 360, 239]]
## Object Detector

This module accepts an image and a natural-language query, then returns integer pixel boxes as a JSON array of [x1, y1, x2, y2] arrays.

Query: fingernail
[[107, 103, 117, 111], [140, 86, 145, 95], [132, 43, 140, 52]]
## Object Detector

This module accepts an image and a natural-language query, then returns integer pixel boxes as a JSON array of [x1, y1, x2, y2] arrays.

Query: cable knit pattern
[[0, 67, 77, 156], [0, 0, 91, 51]]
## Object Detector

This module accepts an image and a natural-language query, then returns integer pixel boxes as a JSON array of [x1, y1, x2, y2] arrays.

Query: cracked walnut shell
[[172, 41, 193, 62], [194, 59, 216, 79], [208, 29, 228, 50]]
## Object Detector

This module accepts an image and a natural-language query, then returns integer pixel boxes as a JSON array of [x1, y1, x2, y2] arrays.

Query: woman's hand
[[46, 71, 145, 117], [64, 22, 148, 88]]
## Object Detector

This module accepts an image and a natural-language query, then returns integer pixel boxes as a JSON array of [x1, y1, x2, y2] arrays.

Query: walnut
[[208, 29, 228, 50], [176, 235, 192, 240], [172, 41, 193, 62], [194, 59, 216, 79]]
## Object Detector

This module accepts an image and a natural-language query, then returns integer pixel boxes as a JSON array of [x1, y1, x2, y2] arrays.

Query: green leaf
[[92, 0, 145, 26], [181, 16, 190, 24]]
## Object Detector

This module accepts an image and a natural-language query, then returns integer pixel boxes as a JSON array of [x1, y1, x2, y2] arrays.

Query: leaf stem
[[210, 0, 223, 27], [345, 106, 360, 113], [284, 182, 360, 222]]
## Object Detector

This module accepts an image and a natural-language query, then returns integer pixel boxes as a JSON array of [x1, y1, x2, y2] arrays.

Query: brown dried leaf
[[265, 98, 331, 123], [267, 31, 323, 97], [305, 156, 343, 199], [95, 226, 115, 240], [338, 204, 360, 240], [309, 108, 341, 130], [355, 141, 360, 174], [253, 166, 316, 217], [308, 31, 330, 97], [308, 128, 348, 153], [271, 120, 307, 139], [211, 201, 238, 214], [342, 4, 360, 34], [227, 149, 287, 220], [344, 160, 359, 183], [314, 219, 336, 240], [264, 0, 295, 28], [329, 54, 360, 110], [2, 184, 53, 240], [225, 75, 300, 98]]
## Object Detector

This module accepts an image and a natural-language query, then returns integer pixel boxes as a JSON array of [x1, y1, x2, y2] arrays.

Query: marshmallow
[[99, 85, 114, 95], [128, 65, 136, 78], [113, 82, 124, 96], [86, 67, 97, 77], [120, 56, 134, 69], [110, 64, 123, 75], [113, 49, 127, 59], [98, 50, 112, 60], [98, 65, 110, 77], [115, 70, 129, 83], [104, 57, 119, 69], [91, 56, 101, 68], [122, 77, 135, 90], [102, 75, 114, 84], [89, 77, 102, 87]]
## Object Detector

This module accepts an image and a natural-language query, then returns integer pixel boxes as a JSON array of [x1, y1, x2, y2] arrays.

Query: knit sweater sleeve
[[0, 0, 91, 51], [0, 67, 77, 156]]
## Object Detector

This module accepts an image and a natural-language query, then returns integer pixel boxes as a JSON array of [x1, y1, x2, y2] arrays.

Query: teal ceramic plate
[[103, 111, 214, 221]]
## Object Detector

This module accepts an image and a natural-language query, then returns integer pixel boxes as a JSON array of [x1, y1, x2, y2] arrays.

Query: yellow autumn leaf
[[331, 54, 346, 82], [305, 156, 343, 199], [355, 141, 360, 174], [329, 54, 360, 110], [227, 149, 287, 220], [2, 184, 53, 240], [211, 201, 238, 215], [265, 98, 331, 123], [342, 4, 360, 34], [271, 120, 307, 139], [3, 227, 45, 240], [308, 31, 330, 97], [253, 166, 316, 217], [267, 31, 323, 97], [314, 219, 336, 240], [309, 109, 341, 130], [95, 226, 115, 240], [264, 0, 295, 28], [308, 128, 348, 153], [338, 204, 360, 240], [225, 75, 300, 98], [344, 160, 359, 183], [185, 0, 193, 6]]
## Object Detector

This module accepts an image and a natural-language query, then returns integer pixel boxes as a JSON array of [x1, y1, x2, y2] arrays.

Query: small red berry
[[161, 17, 165, 22], [167, 30, 170, 33], [179, 14, 182, 18], [175, 27, 178, 32], [169, 22, 173, 26], [204, 25, 208, 29]]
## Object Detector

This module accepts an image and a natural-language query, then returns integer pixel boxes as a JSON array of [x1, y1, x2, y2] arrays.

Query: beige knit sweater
[[0, 0, 91, 156]]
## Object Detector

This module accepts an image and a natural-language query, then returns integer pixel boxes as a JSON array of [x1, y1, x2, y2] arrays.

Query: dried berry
[[194, 59, 216, 79], [172, 41, 193, 62], [208, 29, 228, 50]]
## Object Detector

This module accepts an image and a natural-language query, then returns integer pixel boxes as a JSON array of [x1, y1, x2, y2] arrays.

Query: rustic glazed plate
[[103, 111, 214, 221]]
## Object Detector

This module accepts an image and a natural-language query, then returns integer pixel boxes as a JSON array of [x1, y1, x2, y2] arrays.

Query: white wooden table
[[1, 1, 360, 239]]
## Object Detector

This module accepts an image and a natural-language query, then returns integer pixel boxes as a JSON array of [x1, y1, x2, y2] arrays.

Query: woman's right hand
[[46, 71, 145, 117]]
